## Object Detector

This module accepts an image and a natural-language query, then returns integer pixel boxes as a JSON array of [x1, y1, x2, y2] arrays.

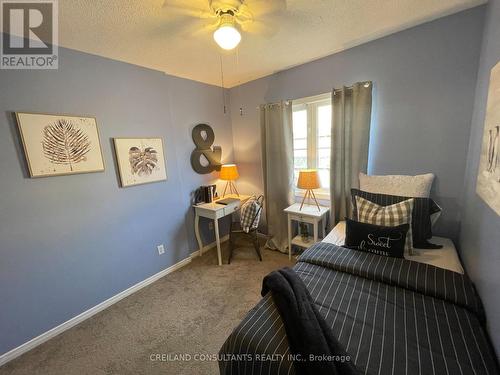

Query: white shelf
[[291, 235, 315, 249], [285, 203, 329, 260]]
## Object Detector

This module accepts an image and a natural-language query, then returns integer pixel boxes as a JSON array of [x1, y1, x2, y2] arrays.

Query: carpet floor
[[1, 242, 293, 375]]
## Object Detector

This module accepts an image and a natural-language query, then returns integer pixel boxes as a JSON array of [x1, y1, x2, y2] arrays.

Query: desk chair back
[[229, 195, 265, 263]]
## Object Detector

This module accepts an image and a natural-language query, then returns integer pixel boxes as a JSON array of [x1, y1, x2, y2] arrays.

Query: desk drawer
[[223, 203, 239, 216], [289, 214, 315, 224], [196, 207, 217, 219]]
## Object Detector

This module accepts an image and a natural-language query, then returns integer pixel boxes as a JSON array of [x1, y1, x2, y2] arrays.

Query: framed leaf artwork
[[16, 112, 105, 177], [476, 61, 500, 215], [113, 138, 167, 187]]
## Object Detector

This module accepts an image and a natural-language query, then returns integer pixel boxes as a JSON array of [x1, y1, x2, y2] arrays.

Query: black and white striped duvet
[[219, 243, 499, 375]]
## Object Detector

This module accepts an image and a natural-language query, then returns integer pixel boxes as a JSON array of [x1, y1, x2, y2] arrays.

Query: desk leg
[[214, 218, 222, 266], [195, 213, 203, 256], [288, 214, 292, 261], [313, 220, 318, 243]]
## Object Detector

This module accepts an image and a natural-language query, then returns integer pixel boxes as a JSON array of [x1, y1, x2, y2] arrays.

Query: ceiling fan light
[[213, 24, 241, 50]]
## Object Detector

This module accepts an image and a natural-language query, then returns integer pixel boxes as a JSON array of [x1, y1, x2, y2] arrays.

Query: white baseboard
[[0, 255, 193, 367]]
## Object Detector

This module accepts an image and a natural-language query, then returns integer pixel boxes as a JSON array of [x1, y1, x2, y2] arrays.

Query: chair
[[228, 195, 264, 264]]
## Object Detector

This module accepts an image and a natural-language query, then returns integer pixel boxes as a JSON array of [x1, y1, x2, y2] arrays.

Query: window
[[292, 93, 332, 198]]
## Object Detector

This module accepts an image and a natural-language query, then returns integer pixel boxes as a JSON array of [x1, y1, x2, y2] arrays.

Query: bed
[[219, 238, 498, 375]]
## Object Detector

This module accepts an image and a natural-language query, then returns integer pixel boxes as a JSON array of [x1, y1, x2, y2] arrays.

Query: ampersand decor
[[190, 124, 222, 174]]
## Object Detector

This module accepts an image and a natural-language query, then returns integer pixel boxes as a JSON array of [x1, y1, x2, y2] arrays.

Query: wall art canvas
[[16, 112, 105, 177], [114, 138, 167, 187], [476, 61, 500, 216]]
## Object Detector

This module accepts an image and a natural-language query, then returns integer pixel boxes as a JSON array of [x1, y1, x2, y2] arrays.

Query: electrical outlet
[[208, 222, 214, 230], [157, 244, 165, 255]]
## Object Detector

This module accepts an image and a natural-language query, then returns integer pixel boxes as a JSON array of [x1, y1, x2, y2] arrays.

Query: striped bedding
[[219, 242, 499, 375]]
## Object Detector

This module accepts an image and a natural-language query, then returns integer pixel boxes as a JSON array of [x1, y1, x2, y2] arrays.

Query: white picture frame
[[476, 61, 500, 216], [16, 112, 105, 178], [113, 138, 167, 187]]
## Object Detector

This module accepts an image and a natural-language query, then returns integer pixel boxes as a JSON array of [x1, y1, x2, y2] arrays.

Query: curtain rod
[[256, 100, 292, 109], [333, 81, 372, 94], [258, 81, 372, 108]]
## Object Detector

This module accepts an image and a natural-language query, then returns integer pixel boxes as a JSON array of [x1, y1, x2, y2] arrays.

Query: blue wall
[[0, 46, 233, 355], [229, 7, 485, 241], [459, 0, 500, 357]]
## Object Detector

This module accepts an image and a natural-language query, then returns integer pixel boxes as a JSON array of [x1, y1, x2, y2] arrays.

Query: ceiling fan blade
[[239, 0, 286, 18], [190, 20, 220, 37], [235, 0, 287, 36], [238, 19, 278, 37]]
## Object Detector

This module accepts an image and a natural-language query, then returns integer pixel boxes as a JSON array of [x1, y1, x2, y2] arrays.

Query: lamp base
[[222, 180, 239, 197], [299, 189, 320, 211]]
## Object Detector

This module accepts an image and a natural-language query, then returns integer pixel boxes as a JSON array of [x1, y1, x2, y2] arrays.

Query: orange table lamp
[[220, 164, 239, 197], [297, 169, 321, 211]]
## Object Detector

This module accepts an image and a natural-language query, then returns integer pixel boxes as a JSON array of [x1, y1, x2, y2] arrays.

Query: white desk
[[194, 194, 251, 266], [284, 203, 329, 260]]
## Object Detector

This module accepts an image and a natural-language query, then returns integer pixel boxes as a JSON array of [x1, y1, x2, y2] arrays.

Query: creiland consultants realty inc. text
[[149, 352, 352, 363]]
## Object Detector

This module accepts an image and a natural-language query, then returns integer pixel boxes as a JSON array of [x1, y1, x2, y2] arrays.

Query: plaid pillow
[[240, 198, 262, 233], [355, 196, 414, 255], [351, 188, 441, 248]]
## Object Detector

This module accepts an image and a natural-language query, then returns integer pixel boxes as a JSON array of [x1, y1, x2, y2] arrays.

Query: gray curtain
[[260, 101, 294, 253], [330, 82, 372, 226]]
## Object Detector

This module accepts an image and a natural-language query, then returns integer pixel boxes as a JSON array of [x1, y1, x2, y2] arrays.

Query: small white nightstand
[[284, 203, 329, 260]]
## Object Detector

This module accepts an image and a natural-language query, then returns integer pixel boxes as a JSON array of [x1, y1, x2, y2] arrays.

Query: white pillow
[[359, 173, 434, 198]]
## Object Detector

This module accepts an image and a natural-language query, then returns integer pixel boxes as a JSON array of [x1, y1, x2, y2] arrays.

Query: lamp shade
[[297, 169, 320, 189], [220, 164, 239, 181]]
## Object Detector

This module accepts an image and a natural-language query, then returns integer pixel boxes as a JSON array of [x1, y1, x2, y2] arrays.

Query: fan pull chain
[[236, 47, 243, 116], [219, 54, 226, 114]]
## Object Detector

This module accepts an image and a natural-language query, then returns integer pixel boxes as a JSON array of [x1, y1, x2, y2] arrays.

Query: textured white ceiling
[[58, 0, 486, 87]]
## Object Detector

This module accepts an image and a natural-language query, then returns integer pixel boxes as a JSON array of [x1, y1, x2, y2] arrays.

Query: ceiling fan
[[162, 0, 287, 50]]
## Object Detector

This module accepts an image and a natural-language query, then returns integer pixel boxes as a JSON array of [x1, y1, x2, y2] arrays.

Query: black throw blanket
[[261, 267, 360, 375]]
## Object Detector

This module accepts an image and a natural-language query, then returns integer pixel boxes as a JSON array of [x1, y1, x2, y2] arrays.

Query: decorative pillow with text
[[345, 218, 409, 258]]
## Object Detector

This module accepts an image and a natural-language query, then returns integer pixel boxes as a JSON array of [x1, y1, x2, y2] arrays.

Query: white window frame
[[292, 93, 332, 201]]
